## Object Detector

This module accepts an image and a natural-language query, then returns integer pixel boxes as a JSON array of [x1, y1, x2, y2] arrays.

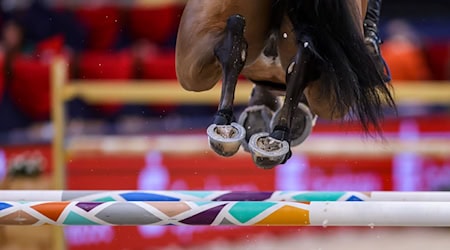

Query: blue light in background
[[393, 120, 423, 191], [275, 155, 308, 190], [0, 150, 6, 182]]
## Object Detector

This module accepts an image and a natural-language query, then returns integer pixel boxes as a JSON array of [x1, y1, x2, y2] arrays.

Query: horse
[[175, 0, 395, 169]]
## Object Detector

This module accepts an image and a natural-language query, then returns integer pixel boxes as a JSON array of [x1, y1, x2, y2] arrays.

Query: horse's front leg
[[248, 41, 316, 169], [207, 15, 248, 157]]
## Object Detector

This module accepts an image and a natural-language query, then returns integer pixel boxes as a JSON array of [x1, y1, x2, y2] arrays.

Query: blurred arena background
[[0, 0, 449, 249]]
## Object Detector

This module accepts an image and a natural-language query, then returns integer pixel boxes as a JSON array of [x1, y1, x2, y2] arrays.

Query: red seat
[[78, 51, 134, 116], [139, 50, 177, 114], [75, 6, 121, 50], [128, 5, 181, 45], [35, 35, 65, 57], [424, 41, 450, 80], [10, 57, 51, 121], [78, 51, 133, 79], [141, 50, 177, 80]]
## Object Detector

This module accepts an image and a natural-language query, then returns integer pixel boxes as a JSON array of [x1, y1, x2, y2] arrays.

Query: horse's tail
[[286, 0, 395, 134]]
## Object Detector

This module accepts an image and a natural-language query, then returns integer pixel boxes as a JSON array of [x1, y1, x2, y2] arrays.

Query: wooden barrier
[[61, 80, 450, 105]]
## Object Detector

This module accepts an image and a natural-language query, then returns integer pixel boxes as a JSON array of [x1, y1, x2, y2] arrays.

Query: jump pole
[[1, 200, 450, 226], [2, 191, 450, 202]]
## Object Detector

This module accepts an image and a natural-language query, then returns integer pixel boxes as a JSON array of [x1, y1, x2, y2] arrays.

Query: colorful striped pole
[[1, 190, 450, 202], [1, 200, 450, 226]]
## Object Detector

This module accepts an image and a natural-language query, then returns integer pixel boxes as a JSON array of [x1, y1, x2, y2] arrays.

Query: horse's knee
[[304, 85, 348, 120], [176, 37, 222, 91], [176, 68, 220, 92], [307, 105, 344, 120], [306, 93, 348, 120], [178, 78, 213, 92]]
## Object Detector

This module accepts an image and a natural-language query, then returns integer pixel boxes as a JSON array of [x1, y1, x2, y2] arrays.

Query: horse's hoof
[[238, 105, 274, 152], [248, 132, 290, 169], [271, 102, 316, 147], [207, 122, 246, 157]]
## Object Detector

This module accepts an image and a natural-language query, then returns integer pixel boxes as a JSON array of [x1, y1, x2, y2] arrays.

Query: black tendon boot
[[364, 0, 391, 82]]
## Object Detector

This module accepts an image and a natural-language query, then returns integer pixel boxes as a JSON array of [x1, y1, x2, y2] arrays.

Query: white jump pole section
[[2, 190, 450, 202]]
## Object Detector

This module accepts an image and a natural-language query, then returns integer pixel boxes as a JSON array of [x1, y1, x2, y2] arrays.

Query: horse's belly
[[242, 55, 286, 84]]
